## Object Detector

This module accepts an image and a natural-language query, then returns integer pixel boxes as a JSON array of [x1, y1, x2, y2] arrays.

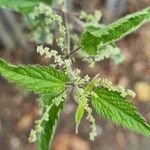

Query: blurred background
[[0, 0, 150, 150]]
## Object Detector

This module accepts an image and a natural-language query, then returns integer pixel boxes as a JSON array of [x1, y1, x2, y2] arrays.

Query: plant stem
[[52, 7, 84, 33], [63, 0, 75, 86], [64, 1, 70, 56], [68, 47, 81, 57]]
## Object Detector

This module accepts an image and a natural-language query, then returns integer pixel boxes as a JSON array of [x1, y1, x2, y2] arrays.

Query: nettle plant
[[0, 0, 150, 149]]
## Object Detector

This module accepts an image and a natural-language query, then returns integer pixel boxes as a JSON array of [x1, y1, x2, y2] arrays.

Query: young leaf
[[92, 87, 150, 135], [81, 7, 150, 55], [75, 104, 84, 133], [0, 59, 68, 95], [37, 94, 64, 150], [0, 0, 38, 14], [84, 79, 95, 95]]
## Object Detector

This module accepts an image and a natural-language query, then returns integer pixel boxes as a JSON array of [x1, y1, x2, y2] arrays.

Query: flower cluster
[[28, 3, 54, 44], [80, 10, 102, 23], [54, 14, 66, 51], [69, 68, 90, 85], [37, 45, 90, 84], [82, 45, 124, 67], [37, 45, 64, 66], [28, 3, 66, 49], [29, 92, 67, 143], [94, 78, 136, 98]]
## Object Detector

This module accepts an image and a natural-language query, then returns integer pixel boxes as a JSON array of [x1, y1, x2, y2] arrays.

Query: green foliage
[[0, 0, 38, 14], [92, 87, 150, 135], [0, 2, 150, 150], [37, 94, 64, 150], [40, 0, 53, 5], [0, 0, 53, 13], [84, 79, 95, 95], [75, 104, 85, 133], [81, 7, 150, 55], [0, 59, 68, 95]]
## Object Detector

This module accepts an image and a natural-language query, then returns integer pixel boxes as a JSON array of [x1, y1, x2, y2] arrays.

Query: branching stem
[[68, 47, 81, 57]]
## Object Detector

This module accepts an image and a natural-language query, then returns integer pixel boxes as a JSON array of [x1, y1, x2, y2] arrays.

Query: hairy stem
[[64, 1, 71, 56], [63, 0, 75, 87]]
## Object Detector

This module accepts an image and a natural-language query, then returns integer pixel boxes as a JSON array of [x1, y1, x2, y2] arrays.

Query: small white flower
[[28, 130, 37, 143]]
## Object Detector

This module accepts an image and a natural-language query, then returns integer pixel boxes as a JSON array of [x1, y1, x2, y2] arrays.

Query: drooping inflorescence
[[28, 3, 66, 49], [29, 92, 67, 142], [94, 77, 136, 98]]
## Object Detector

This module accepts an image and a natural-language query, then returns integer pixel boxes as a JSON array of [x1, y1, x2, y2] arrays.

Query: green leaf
[[81, 7, 150, 55], [75, 104, 84, 124], [40, 0, 53, 5], [37, 94, 64, 150], [0, 59, 68, 95], [0, 0, 39, 14], [92, 87, 150, 135], [84, 79, 95, 95]]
